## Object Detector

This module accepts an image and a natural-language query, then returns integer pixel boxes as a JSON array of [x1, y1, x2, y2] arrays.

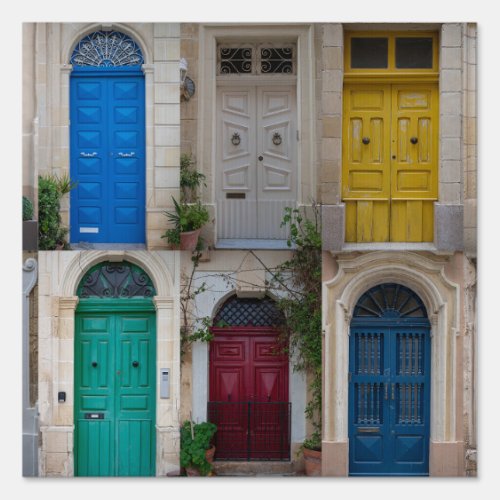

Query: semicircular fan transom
[[77, 261, 156, 298], [70, 31, 144, 67], [353, 283, 427, 319]]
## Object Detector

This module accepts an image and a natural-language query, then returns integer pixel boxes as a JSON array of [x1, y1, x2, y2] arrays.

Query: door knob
[[362, 137, 370, 145], [258, 155, 263, 161], [92, 361, 98, 368], [410, 137, 418, 144], [132, 361, 139, 368]]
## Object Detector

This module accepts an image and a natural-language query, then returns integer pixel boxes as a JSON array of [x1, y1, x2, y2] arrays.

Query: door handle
[[132, 360, 139, 368], [258, 155, 263, 161], [362, 137, 370, 145], [410, 137, 418, 144]]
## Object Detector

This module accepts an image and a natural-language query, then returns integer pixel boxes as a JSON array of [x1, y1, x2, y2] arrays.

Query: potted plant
[[302, 431, 322, 477], [162, 197, 209, 251], [180, 420, 217, 476]]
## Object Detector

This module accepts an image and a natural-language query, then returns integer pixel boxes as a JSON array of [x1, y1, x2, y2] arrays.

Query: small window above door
[[218, 43, 296, 75], [345, 32, 438, 76]]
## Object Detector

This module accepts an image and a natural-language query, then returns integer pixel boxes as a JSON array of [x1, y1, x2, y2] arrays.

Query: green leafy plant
[[23, 196, 34, 221], [162, 197, 209, 246], [38, 174, 77, 250], [272, 204, 322, 452], [180, 420, 217, 476], [180, 153, 206, 203]]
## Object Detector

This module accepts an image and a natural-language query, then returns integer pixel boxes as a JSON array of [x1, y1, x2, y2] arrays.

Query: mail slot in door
[[84, 413, 104, 420]]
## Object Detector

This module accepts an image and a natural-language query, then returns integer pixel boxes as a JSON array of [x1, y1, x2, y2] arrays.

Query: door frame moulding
[[38, 250, 179, 476], [197, 24, 316, 244], [58, 23, 155, 246], [322, 251, 461, 476], [190, 277, 307, 448]]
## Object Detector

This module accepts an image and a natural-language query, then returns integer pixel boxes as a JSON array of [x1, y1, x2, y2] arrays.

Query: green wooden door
[[75, 302, 156, 476]]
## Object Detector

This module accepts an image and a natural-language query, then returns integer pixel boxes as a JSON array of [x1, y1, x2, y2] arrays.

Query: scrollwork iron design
[[77, 261, 156, 298], [219, 48, 252, 74], [261, 47, 293, 74], [70, 31, 144, 67]]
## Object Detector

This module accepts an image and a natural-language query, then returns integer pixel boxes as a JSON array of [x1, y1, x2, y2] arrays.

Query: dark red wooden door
[[209, 327, 289, 460]]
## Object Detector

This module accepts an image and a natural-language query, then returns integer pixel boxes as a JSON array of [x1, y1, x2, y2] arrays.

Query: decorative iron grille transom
[[77, 261, 156, 298], [70, 31, 144, 67], [218, 44, 295, 75], [353, 283, 427, 319], [213, 296, 284, 327]]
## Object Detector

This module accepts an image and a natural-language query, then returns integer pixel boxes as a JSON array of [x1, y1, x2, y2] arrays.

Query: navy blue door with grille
[[348, 284, 431, 476], [70, 70, 145, 244]]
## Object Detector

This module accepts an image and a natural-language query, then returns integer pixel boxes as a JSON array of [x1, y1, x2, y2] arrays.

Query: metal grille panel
[[208, 402, 291, 461], [77, 261, 156, 298], [213, 296, 284, 327]]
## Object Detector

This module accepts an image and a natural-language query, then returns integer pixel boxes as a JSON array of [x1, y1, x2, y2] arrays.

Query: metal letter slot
[[84, 413, 104, 420], [118, 152, 136, 157], [160, 368, 170, 399], [226, 193, 246, 199], [358, 427, 379, 433], [80, 152, 98, 158]]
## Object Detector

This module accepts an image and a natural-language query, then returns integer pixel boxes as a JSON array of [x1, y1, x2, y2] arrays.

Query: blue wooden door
[[348, 284, 431, 476], [70, 71, 145, 243]]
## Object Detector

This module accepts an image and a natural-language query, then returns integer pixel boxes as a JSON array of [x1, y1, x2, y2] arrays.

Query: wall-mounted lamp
[[180, 58, 195, 101]]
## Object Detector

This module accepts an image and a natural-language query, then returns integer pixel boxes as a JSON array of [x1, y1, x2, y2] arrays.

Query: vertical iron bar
[[247, 402, 251, 461], [409, 333, 413, 375]]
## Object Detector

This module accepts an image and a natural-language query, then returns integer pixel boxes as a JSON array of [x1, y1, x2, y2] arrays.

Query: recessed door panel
[[70, 74, 145, 243], [75, 311, 155, 476]]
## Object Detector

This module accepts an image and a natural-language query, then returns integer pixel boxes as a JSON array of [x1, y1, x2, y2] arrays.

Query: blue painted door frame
[[70, 67, 146, 244], [348, 318, 431, 476]]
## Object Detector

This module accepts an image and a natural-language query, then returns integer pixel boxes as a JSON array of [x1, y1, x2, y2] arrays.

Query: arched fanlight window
[[77, 261, 155, 298], [213, 295, 284, 327], [70, 31, 144, 67], [353, 283, 427, 319]]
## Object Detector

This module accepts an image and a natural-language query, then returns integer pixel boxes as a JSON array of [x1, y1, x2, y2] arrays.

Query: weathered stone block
[[322, 204, 345, 251], [434, 203, 464, 251]]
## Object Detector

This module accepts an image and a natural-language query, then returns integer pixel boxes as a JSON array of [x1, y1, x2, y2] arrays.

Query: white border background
[[2, 1, 494, 498]]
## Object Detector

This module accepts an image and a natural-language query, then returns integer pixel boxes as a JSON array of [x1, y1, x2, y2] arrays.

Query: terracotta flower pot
[[303, 447, 322, 476], [180, 228, 201, 251], [185, 446, 216, 477]]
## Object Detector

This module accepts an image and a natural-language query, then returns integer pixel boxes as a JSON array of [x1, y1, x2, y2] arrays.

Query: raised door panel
[[217, 89, 257, 239], [109, 78, 145, 243], [349, 328, 390, 474], [257, 87, 297, 239], [71, 79, 108, 242], [343, 85, 391, 243], [116, 314, 155, 476], [390, 85, 437, 242], [390, 327, 430, 474], [75, 314, 115, 476]]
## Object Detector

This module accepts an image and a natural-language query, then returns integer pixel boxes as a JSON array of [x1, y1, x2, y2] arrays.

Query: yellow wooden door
[[343, 83, 438, 242]]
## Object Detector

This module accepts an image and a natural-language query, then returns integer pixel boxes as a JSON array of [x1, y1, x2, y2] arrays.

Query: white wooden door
[[217, 85, 296, 240]]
